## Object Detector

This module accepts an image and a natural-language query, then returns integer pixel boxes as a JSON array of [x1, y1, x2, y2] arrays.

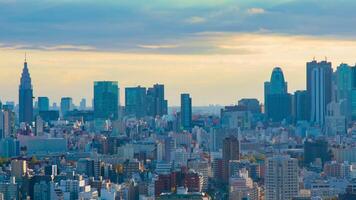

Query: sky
[[1, 0, 356, 106]]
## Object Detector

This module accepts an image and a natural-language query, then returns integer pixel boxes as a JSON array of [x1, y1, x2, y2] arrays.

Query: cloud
[[1, 0, 356, 55], [137, 44, 179, 49], [247, 8, 265, 15], [185, 16, 206, 24], [38, 45, 96, 51], [0, 43, 96, 51]]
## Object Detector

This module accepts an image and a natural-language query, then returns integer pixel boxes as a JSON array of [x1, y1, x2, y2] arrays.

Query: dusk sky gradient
[[1, 0, 356, 106]]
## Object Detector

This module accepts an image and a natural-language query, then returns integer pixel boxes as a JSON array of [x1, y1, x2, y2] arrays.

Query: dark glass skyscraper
[[264, 67, 292, 122], [294, 90, 309, 122], [94, 81, 119, 120], [180, 93, 192, 130], [125, 86, 147, 118], [146, 84, 168, 117], [19, 59, 33, 124], [307, 60, 332, 126]]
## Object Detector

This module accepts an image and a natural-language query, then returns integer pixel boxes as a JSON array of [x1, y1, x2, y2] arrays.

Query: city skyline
[[2, 0, 356, 105], [2, 44, 356, 106], [1, 1, 356, 200]]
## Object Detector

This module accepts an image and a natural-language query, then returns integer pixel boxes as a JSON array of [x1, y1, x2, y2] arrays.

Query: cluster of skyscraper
[[264, 60, 354, 135], [16, 59, 193, 131]]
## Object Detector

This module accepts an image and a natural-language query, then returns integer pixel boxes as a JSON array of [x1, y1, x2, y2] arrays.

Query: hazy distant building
[[79, 98, 86, 110], [180, 93, 192, 130], [264, 67, 292, 122], [265, 155, 299, 200], [125, 86, 147, 118], [325, 100, 347, 136], [60, 97, 73, 118], [37, 97, 49, 112], [336, 64, 353, 121], [307, 60, 333, 126], [94, 81, 119, 120], [146, 84, 168, 117], [238, 98, 261, 114], [19, 59, 33, 124], [220, 106, 252, 130]]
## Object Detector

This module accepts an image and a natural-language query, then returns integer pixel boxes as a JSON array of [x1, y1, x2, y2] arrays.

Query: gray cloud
[[0, 0, 355, 54]]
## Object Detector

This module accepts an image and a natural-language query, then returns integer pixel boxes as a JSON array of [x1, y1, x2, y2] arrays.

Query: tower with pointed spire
[[19, 56, 33, 124]]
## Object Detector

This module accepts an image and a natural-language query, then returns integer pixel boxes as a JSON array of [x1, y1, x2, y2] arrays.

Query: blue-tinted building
[[307, 60, 333, 126], [125, 86, 147, 118], [180, 93, 192, 130], [38, 97, 49, 112], [146, 84, 168, 117], [0, 138, 20, 158], [60, 97, 73, 118], [19, 59, 33, 124], [294, 90, 309, 122], [94, 81, 119, 120], [264, 67, 292, 122]]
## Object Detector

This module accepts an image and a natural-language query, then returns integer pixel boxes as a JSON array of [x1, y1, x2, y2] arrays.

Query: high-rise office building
[[307, 60, 333, 126], [264, 67, 292, 122], [1, 109, 15, 138], [351, 66, 356, 120], [335, 64, 354, 122], [180, 93, 192, 130], [147, 84, 168, 117], [222, 135, 240, 183], [37, 97, 49, 112], [60, 97, 73, 118], [125, 86, 147, 118], [294, 90, 309, 122], [0, 109, 14, 139], [19, 59, 33, 124], [265, 155, 299, 200], [94, 81, 119, 120]]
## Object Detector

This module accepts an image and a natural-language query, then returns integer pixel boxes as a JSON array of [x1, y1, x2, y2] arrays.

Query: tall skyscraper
[[125, 86, 147, 118], [265, 155, 299, 200], [60, 97, 73, 118], [222, 135, 240, 183], [294, 90, 309, 122], [351, 66, 356, 120], [336, 64, 353, 121], [307, 60, 333, 126], [37, 97, 49, 112], [146, 84, 168, 117], [180, 93, 192, 130], [0, 109, 15, 138], [94, 81, 119, 120], [19, 59, 33, 124], [264, 67, 292, 122]]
